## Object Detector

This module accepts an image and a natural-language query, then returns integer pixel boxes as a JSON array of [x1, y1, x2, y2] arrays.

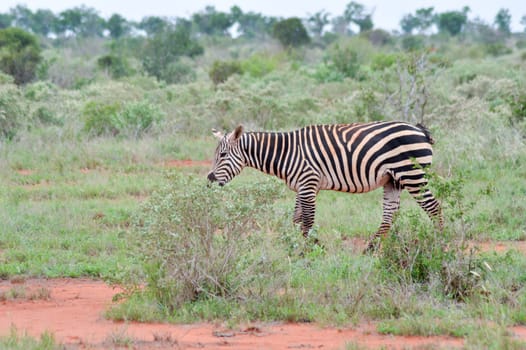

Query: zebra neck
[[241, 131, 294, 179]]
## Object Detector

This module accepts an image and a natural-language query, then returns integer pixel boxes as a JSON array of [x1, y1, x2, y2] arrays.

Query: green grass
[[0, 327, 61, 350]]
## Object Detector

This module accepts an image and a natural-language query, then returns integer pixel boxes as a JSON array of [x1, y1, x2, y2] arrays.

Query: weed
[[0, 326, 61, 350]]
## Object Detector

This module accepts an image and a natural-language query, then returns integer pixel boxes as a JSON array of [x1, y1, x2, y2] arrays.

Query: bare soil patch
[[162, 159, 211, 168], [0, 279, 472, 349]]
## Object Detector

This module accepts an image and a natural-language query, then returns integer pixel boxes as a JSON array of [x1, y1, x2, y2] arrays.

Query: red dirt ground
[[0, 279, 468, 350]]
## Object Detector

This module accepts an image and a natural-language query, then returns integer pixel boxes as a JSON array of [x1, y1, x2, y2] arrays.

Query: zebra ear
[[232, 125, 243, 141], [212, 128, 223, 139]]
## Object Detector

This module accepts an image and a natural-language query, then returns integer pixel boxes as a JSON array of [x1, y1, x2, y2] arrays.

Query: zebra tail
[[415, 123, 435, 145]]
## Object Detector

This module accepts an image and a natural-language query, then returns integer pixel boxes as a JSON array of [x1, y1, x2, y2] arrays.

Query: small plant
[[209, 60, 243, 85], [133, 174, 283, 311]]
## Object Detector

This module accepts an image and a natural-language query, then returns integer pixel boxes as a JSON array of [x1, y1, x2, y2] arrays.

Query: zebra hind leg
[[410, 187, 443, 231], [364, 179, 401, 254]]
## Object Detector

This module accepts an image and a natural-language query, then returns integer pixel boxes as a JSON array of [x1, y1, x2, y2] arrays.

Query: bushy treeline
[[0, 2, 525, 39], [1, 2, 525, 88]]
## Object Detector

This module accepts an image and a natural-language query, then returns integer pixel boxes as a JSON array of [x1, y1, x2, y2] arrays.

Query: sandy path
[[0, 278, 469, 349]]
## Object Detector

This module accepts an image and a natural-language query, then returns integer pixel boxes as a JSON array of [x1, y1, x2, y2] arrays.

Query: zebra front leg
[[364, 180, 401, 253], [293, 196, 302, 225]]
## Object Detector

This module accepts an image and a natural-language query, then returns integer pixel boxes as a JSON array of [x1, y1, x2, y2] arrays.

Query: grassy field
[[1, 31, 526, 348]]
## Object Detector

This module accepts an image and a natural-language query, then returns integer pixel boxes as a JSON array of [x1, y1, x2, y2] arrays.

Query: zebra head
[[207, 125, 245, 186]]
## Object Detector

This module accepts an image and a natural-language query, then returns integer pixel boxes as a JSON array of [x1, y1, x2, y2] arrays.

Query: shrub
[[371, 53, 398, 71], [97, 54, 133, 79], [0, 83, 28, 140], [209, 60, 243, 85], [163, 60, 196, 84], [401, 35, 425, 51], [272, 17, 310, 48], [82, 100, 163, 138], [82, 101, 121, 136], [0, 28, 42, 85], [362, 29, 393, 46], [116, 100, 164, 138], [377, 171, 487, 301], [325, 43, 361, 79], [509, 92, 526, 126], [240, 53, 279, 78], [484, 43, 512, 57], [133, 175, 283, 310]]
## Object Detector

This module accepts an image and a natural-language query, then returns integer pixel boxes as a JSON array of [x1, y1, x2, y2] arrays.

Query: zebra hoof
[[363, 240, 380, 255]]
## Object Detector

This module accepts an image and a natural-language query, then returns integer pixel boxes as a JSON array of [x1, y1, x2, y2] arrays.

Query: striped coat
[[207, 121, 443, 251]]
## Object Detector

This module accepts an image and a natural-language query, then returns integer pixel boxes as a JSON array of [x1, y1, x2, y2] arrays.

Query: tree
[[400, 7, 434, 34], [31, 9, 56, 36], [192, 6, 233, 36], [107, 13, 129, 39], [344, 1, 374, 33], [436, 7, 469, 36], [10, 5, 33, 31], [494, 8, 511, 35], [272, 17, 310, 48], [414, 7, 435, 33], [231, 8, 276, 39], [521, 15, 526, 32], [57, 6, 104, 37], [142, 24, 203, 82], [139, 16, 167, 36], [307, 10, 330, 38], [0, 27, 42, 84], [331, 16, 349, 35], [0, 13, 13, 29]]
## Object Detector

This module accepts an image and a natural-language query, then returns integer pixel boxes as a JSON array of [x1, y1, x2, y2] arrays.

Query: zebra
[[207, 121, 443, 251]]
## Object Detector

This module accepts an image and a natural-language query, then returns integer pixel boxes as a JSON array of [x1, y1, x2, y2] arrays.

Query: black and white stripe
[[208, 121, 443, 251]]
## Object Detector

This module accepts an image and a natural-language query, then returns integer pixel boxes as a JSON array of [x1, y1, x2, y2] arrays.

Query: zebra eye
[[219, 152, 227, 158]]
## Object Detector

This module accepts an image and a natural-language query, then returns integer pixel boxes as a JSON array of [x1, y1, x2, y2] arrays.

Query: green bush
[[163, 60, 196, 84], [401, 35, 425, 51], [0, 28, 42, 85], [240, 53, 279, 78], [97, 54, 133, 79], [371, 53, 398, 71], [82, 100, 163, 138], [82, 101, 121, 136], [326, 43, 362, 79], [484, 43, 512, 57], [116, 100, 164, 138], [0, 83, 27, 140], [209, 60, 243, 85], [133, 175, 283, 310], [377, 172, 487, 301]]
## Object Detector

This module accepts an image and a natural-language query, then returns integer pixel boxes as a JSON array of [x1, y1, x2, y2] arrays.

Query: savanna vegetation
[[1, 2, 526, 348]]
